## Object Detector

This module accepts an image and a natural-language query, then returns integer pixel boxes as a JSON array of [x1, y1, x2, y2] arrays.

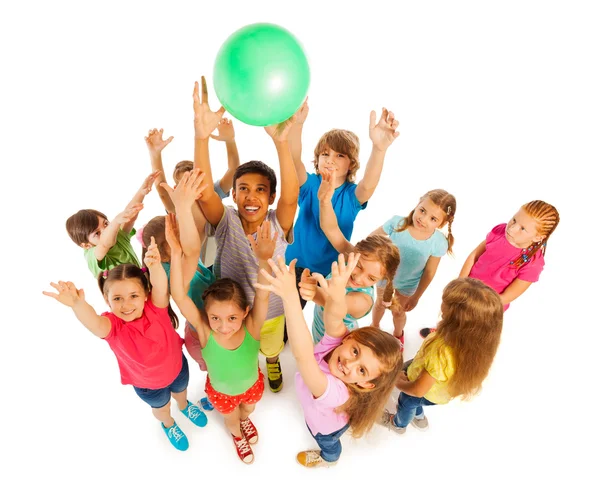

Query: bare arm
[[355, 108, 400, 204], [459, 240, 487, 278], [145, 128, 175, 213], [122, 171, 160, 233], [499, 278, 533, 305], [288, 98, 309, 186], [209, 118, 239, 194], [318, 169, 354, 254], [94, 204, 143, 262], [143, 237, 170, 308], [368, 226, 386, 237], [43, 281, 112, 338], [395, 369, 436, 398]]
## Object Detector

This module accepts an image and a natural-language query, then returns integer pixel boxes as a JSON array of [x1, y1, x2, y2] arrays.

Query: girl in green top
[[167, 209, 276, 465]]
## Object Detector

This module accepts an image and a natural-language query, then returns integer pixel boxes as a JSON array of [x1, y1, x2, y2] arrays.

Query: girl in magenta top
[[44, 237, 207, 452], [460, 200, 560, 311], [255, 253, 403, 468]]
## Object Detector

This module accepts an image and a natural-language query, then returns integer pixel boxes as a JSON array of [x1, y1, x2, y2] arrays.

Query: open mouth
[[244, 206, 260, 215], [122, 309, 135, 316], [337, 357, 345, 375]]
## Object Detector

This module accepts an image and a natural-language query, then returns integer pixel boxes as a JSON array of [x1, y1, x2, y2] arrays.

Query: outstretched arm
[[193, 77, 226, 227], [94, 204, 144, 262], [459, 240, 486, 278], [143, 236, 170, 308], [287, 98, 309, 186], [265, 117, 299, 236], [355, 108, 400, 204], [43, 281, 111, 338], [255, 257, 328, 398], [210, 118, 240, 195], [122, 171, 160, 233], [145, 128, 175, 213], [318, 168, 354, 254]]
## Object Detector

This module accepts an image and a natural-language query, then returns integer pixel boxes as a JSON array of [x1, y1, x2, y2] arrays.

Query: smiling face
[[412, 197, 447, 235], [348, 255, 385, 288], [328, 336, 383, 389], [83, 215, 109, 248], [506, 208, 543, 248], [205, 299, 250, 338], [317, 146, 352, 182], [232, 173, 275, 225], [104, 278, 148, 321]]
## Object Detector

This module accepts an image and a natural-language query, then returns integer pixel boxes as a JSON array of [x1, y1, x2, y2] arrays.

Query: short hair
[[173, 160, 194, 184], [233, 161, 277, 195], [312, 129, 360, 182], [66, 209, 107, 246]]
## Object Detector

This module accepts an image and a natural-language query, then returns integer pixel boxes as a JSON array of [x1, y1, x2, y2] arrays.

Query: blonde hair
[[173, 160, 194, 184], [511, 200, 560, 268], [312, 129, 360, 183], [421, 278, 503, 399], [337, 327, 403, 437], [396, 189, 457, 255]]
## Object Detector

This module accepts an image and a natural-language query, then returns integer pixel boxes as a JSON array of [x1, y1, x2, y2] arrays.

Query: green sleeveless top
[[202, 327, 260, 395]]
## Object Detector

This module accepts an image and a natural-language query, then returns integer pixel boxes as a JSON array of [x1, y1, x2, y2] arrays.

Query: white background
[[1, 1, 598, 489]]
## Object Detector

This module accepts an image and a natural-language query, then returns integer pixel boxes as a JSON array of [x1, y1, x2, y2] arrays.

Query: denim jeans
[[394, 392, 436, 428], [308, 423, 350, 462]]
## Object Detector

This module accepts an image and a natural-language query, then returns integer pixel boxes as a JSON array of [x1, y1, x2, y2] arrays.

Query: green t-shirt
[[84, 228, 141, 278]]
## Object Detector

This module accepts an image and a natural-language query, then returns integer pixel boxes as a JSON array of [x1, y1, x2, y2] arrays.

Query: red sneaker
[[240, 417, 259, 444], [232, 434, 254, 464], [394, 332, 404, 352], [419, 328, 436, 339]]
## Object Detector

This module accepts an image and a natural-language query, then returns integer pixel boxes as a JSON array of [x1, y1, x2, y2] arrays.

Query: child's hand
[[248, 221, 278, 262], [43, 281, 85, 308], [114, 204, 144, 226], [255, 257, 298, 299], [404, 295, 419, 312], [312, 253, 360, 303], [369, 108, 400, 151], [317, 168, 335, 202], [160, 168, 208, 210], [298, 268, 318, 302], [209, 118, 235, 143], [137, 171, 161, 197], [145, 128, 174, 156], [164, 213, 182, 254], [264, 114, 297, 142], [193, 76, 226, 140], [293, 97, 309, 125], [143, 236, 162, 268]]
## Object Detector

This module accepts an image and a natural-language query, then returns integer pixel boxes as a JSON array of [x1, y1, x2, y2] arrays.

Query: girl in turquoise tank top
[[167, 204, 276, 466], [301, 170, 400, 344]]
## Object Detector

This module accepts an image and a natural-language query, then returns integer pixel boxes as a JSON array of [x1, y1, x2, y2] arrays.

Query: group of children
[[45, 76, 560, 468]]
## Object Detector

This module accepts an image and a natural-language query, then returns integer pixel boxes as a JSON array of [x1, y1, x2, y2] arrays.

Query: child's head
[[66, 209, 109, 249], [201, 278, 250, 337], [141, 216, 170, 263], [232, 161, 277, 224], [173, 160, 194, 185], [98, 264, 179, 328], [312, 129, 360, 183], [398, 189, 457, 254], [434, 277, 503, 399], [352, 235, 400, 289], [507, 200, 560, 267], [330, 327, 403, 437]]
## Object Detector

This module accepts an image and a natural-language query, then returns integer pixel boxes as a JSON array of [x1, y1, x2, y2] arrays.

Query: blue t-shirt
[[311, 274, 375, 343], [381, 216, 448, 295], [285, 173, 367, 275]]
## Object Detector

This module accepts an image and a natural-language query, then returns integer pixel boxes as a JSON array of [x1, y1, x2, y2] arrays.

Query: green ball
[[213, 23, 310, 126]]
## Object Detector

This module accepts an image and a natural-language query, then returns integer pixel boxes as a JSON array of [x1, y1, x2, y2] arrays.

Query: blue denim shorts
[[133, 355, 189, 408]]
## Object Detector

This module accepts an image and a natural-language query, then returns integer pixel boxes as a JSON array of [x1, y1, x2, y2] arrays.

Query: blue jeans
[[308, 423, 349, 462], [394, 392, 436, 428], [133, 355, 189, 408]]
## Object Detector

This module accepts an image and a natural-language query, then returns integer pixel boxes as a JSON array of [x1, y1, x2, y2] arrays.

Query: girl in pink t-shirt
[[255, 253, 403, 468], [44, 237, 207, 452]]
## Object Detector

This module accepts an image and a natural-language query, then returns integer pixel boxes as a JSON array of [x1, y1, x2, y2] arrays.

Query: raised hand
[[143, 236, 162, 268], [298, 268, 318, 302], [209, 117, 235, 142], [317, 168, 335, 202], [312, 253, 360, 303], [293, 97, 309, 125], [369, 108, 400, 151], [164, 213, 182, 254], [145, 128, 174, 155], [193, 76, 226, 140], [248, 221, 278, 262], [264, 114, 297, 142], [136, 171, 161, 197], [114, 203, 144, 226], [43, 281, 85, 308], [255, 256, 298, 299], [160, 168, 208, 210]]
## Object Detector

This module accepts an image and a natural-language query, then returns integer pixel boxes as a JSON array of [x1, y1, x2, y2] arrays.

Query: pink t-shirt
[[102, 297, 184, 389], [295, 334, 350, 436], [469, 223, 545, 310]]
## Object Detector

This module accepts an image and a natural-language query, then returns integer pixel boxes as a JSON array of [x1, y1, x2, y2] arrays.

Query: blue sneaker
[[199, 397, 214, 411], [162, 421, 189, 451], [181, 400, 208, 427]]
